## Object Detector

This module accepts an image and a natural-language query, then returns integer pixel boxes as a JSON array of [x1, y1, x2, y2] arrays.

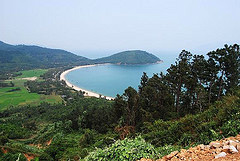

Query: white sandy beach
[[60, 64, 114, 100]]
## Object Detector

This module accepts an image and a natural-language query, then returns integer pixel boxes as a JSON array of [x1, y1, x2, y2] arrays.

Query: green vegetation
[[0, 41, 90, 73], [0, 70, 62, 110], [24, 68, 84, 99], [0, 97, 116, 160], [0, 81, 14, 88], [114, 44, 240, 129], [94, 50, 161, 64], [0, 85, 43, 110], [0, 90, 238, 160], [16, 69, 47, 78], [86, 136, 159, 160], [142, 93, 240, 146], [0, 43, 239, 161]]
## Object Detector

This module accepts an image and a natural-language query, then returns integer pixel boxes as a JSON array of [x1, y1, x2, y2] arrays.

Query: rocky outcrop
[[138, 134, 240, 161]]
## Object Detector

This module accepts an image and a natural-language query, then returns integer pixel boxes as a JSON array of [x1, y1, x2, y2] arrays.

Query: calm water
[[66, 54, 177, 97]]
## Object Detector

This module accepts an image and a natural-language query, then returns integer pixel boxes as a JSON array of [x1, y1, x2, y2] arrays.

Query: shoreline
[[60, 64, 114, 100]]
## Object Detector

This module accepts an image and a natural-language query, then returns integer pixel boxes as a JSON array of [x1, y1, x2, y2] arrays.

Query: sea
[[65, 53, 178, 98]]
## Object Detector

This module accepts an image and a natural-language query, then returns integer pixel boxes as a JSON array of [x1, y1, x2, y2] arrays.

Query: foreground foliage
[[85, 136, 159, 161], [0, 44, 239, 160], [143, 92, 240, 146]]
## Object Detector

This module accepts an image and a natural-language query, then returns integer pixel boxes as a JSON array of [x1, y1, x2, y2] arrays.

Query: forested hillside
[[0, 44, 239, 161], [94, 50, 161, 64], [0, 41, 90, 72]]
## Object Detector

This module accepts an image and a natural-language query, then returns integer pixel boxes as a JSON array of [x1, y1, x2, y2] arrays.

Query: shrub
[[0, 123, 30, 139], [0, 135, 9, 145], [85, 136, 159, 161], [143, 94, 240, 147], [38, 153, 54, 161], [220, 112, 240, 137], [0, 153, 26, 161], [156, 145, 181, 158], [179, 133, 194, 146]]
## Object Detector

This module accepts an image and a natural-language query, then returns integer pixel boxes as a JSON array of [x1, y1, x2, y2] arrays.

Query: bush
[[220, 112, 240, 137], [143, 94, 240, 147], [39, 153, 54, 161], [0, 153, 26, 161], [0, 135, 9, 145], [156, 145, 181, 158], [179, 133, 194, 146], [0, 123, 30, 139], [85, 136, 159, 161], [79, 129, 96, 147]]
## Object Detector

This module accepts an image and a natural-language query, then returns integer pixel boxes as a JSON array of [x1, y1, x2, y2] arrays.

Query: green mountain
[[0, 41, 161, 73], [94, 50, 161, 64], [0, 41, 90, 72]]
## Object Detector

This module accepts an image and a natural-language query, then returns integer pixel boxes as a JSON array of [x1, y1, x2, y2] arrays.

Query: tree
[[207, 44, 240, 99], [138, 72, 149, 94], [114, 87, 140, 127], [223, 44, 240, 92], [205, 57, 219, 103], [114, 94, 126, 124], [188, 55, 208, 112], [166, 50, 192, 115], [122, 87, 140, 127], [139, 74, 174, 121]]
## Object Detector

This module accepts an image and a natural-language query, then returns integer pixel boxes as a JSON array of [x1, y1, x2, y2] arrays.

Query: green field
[[16, 69, 48, 78], [0, 69, 62, 110]]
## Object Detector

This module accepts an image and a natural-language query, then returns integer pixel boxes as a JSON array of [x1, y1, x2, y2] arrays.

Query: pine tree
[[138, 72, 149, 94]]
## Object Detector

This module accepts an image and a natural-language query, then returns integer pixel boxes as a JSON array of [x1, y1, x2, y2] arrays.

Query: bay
[[65, 54, 177, 97]]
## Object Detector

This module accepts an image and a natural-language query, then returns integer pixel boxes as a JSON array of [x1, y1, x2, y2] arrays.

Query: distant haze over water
[[65, 54, 177, 97], [74, 50, 179, 59]]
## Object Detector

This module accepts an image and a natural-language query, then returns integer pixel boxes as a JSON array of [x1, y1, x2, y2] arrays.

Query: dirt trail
[[46, 138, 52, 146], [0, 138, 53, 160], [1, 147, 8, 154], [20, 77, 37, 81], [23, 153, 35, 161]]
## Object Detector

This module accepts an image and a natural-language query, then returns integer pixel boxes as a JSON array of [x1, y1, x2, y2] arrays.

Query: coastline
[[60, 64, 114, 100]]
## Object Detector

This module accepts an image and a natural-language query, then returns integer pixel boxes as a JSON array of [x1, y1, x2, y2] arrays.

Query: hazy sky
[[1, 0, 240, 58]]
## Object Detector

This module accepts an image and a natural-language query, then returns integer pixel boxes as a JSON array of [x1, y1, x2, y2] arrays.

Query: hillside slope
[[0, 41, 90, 71], [94, 50, 161, 64]]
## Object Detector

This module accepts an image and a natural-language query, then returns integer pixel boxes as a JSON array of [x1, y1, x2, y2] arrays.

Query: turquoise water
[[66, 55, 177, 97]]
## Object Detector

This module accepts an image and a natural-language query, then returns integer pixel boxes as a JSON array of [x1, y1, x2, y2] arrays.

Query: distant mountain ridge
[[0, 41, 161, 72], [0, 41, 90, 71], [94, 50, 161, 64]]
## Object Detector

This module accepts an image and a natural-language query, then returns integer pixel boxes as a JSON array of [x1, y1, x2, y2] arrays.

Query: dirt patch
[[46, 138, 52, 146], [23, 153, 35, 161], [1, 147, 8, 154], [139, 134, 240, 161], [20, 77, 37, 81], [28, 143, 42, 149]]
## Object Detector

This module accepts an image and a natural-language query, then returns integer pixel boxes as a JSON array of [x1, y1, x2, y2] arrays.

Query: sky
[[1, 0, 240, 58]]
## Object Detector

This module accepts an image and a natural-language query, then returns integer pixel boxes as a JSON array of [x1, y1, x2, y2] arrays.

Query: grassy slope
[[0, 69, 61, 110]]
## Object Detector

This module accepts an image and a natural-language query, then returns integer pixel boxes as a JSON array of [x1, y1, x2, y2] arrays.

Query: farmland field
[[0, 69, 62, 110], [16, 69, 48, 78]]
